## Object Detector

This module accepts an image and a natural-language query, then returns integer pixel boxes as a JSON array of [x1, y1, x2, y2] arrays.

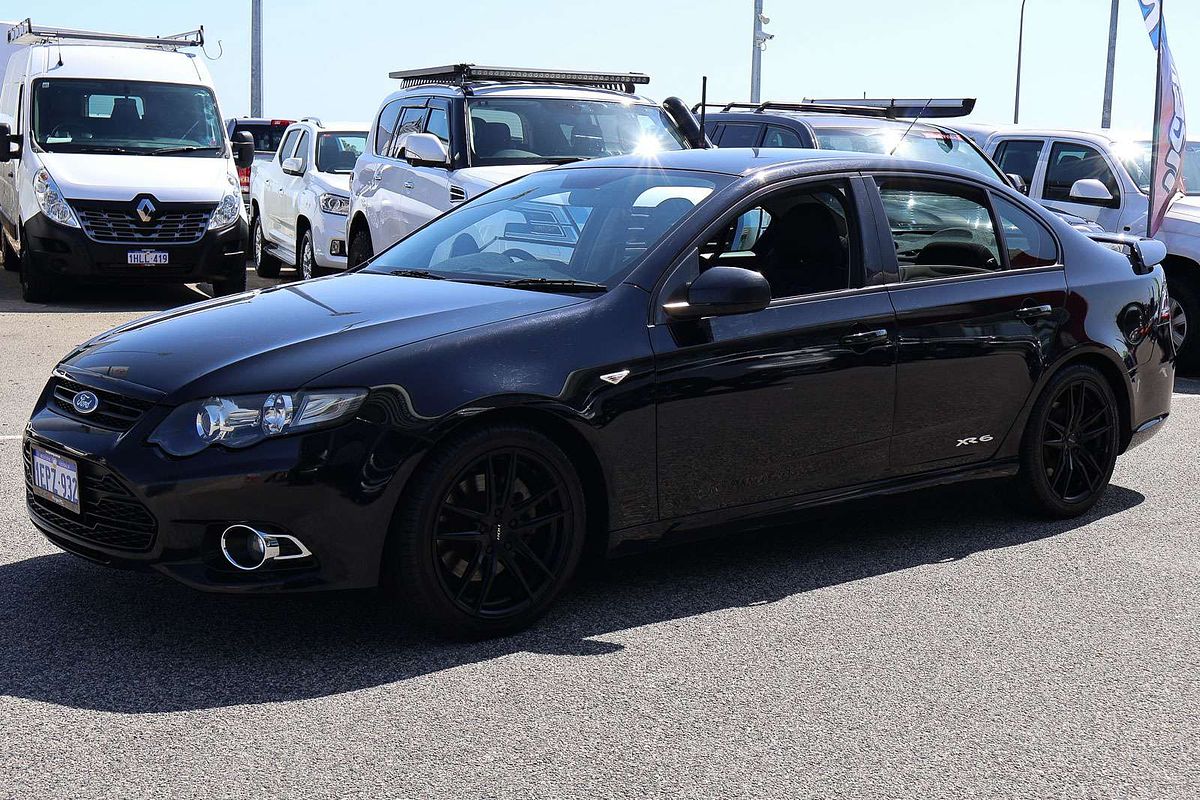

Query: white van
[[0, 20, 254, 302]]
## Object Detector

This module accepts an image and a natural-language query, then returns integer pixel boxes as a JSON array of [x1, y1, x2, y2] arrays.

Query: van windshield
[[32, 78, 225, 156], [466, 98, 687, 166]]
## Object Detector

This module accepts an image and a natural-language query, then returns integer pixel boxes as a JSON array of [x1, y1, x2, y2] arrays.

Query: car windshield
[[1114, 140, 1200, 196], [813, 124, 1003, 182], [364, 167, 728, 290], [466, 98, 688, 166], [32, 78, 225, 156], [316, 132, 366, 173]]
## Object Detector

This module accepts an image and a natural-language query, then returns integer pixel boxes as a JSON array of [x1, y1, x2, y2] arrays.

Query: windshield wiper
[[499, 277, 606, 293], [383, 269, 445, 280], [150, 145, 222, 155], [540, 156, 590, 164]]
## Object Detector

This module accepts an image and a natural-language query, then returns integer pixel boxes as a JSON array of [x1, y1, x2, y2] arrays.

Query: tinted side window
[[875, 178, 1001, 283], [426, 105, 450, 144], [993, 139, 1044, 187], [718, 123, 762, 147], [994, 195, 1059, 269], [763, 125, 803, 148], [276, 129, 299, 164], [373, 99, 404, 156], [1045, 142, 1120, 208], [294, 131, 310, 170]]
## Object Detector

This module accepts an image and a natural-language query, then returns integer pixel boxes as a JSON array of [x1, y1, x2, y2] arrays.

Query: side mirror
[[281, 156, 305, 176], [0, 123, 11, 163], [233, 130, 255, 169], [1006, 173, 1029, 195], [1134, 237, 1167, 269], [664, 266, 772, 320], [402, 133, 449, 168], [1069, 178, 1113, 202]]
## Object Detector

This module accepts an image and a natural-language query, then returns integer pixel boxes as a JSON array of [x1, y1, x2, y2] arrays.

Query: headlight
[[320, 193, 350, 216], [149, 388, 367, 457], [32, 168, 80, 228], [208, 191, 243, 230]]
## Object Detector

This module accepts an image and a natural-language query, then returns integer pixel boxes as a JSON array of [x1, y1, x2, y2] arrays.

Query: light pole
[[250, 0, 263, 117], [1101, 0, 1119, 128], [750, 0, 773, 103], [1013, 0, 1028, 124]]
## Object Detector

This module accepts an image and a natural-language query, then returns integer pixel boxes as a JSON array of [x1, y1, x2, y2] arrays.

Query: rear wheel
[[1169, 278, 1199, 371], [383, 425, 587, 638], [348, 227, 373, 268], [1012, 364, 1119, 518], [252, 214, 281, 279]]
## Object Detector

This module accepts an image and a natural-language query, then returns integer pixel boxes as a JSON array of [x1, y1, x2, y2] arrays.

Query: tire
[[19, 249, 54, 303], [1012, 364, 1120, 518], [252, 214, 281, 279], [1, 229, 19, 273], [1169, 277, 1200, 372], [211, 262, 248, 297], [297, 229, 316, 281], [348, 227, 373, 268], [383, 424, 587, 639]]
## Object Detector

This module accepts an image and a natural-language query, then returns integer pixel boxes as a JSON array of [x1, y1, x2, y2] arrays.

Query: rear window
[[232, 122, 290, 153]]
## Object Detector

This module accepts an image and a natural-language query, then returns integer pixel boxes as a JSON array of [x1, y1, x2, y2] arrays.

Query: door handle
[[841, 328, 890, 348], [403, 181, 415, 190], [1015, 304, 1053, 321]]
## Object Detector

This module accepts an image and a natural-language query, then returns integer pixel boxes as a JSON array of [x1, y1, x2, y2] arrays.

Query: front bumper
[[25, 212, 248, 285], [23, 372, 414, 593]]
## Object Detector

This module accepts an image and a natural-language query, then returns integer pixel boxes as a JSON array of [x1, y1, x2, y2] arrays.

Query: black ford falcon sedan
[[24, 149, 1174, 637]]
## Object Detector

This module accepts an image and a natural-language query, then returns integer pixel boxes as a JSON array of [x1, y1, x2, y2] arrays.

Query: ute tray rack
[[6, 18, 204, 48], [388, 64, 650, 95], [693, 97, 976, 120]]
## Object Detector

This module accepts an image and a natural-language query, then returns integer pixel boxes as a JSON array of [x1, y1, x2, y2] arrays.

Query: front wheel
[[297, 229, 316, 281], [383, 425, 587, 639], [19, 250, 55, 303], [252, 215, 281, 279], [1012, 365, 1119, 518], [347, 227, 373, 268], [1, 230, 20, 272], [211, 263, 248, 297]]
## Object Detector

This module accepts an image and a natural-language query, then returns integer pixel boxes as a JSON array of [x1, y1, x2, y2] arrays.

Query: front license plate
[[30, 447, 80, 515], [127, 250, 169, 265]]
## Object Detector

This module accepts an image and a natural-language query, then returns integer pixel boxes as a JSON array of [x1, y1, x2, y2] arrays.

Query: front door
[[867, 174, 1069, 470], [1038, 139, 1125, 230], [652, 177, 897, 519]]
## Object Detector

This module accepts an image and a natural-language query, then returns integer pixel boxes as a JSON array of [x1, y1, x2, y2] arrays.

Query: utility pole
[[750, 0, 773, 103], [1101, 0, 1119, 128], [250, 0, 263, 117]]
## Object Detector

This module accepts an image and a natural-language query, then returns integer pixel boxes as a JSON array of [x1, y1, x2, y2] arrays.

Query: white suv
[[249, 118, 367, 280], [346, 64, 700, 266]]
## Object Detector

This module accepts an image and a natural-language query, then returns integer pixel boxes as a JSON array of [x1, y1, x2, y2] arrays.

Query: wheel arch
[[1045, 349, 1133, 452]]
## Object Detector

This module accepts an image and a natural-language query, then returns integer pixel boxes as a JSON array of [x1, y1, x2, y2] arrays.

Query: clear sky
[[18, 0, 1199, 135]]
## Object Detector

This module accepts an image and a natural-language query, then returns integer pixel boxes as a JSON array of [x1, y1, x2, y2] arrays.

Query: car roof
[[556, 147, 996, 183], [292, 120, 369, 132], [377, 82, 660, 106]]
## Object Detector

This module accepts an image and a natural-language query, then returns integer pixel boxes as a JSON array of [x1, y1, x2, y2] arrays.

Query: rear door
[[990, 137, 1048, 195], [865, 174, 1068, 470]]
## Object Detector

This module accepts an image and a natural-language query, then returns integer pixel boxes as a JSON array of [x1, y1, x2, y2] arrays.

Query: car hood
[[62, 274, 584, 400], [1164, 195, 1200, 228], [38, 152, 235, 203], [455, 164, 549, 191], [311, 172, 351, 195]]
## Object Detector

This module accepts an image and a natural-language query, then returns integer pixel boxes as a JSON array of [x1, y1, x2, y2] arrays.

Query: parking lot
[[0, 265, 1197, 798]]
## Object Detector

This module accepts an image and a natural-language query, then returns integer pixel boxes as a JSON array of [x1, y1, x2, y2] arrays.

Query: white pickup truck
[[957, 123, 1200, 367]]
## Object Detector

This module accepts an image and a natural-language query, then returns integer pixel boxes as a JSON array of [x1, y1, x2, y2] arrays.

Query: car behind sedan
[[24, 149, 1175, 637]]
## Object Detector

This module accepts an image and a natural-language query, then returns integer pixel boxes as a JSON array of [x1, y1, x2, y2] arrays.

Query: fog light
[[329, 239, 344, 256], [220, 524, 278, 571]]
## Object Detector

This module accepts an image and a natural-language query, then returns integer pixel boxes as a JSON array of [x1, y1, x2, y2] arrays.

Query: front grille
[[24, 443, 158, 552], [77, 207, 213, 245], [51, 377, 155, 432]]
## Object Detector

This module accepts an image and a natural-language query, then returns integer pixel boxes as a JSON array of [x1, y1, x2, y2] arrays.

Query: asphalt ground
[[0, 264, 1197, 798]]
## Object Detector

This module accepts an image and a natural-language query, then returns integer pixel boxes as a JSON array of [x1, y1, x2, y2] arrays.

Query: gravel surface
[[1, 267, 1197, 799]]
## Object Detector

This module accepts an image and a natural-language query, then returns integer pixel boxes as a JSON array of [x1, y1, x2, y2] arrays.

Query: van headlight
[[208, 191, 243, 230], [33, 168, 80, 228], [319, 193, 350, 216], [149, 389, 367, 457]]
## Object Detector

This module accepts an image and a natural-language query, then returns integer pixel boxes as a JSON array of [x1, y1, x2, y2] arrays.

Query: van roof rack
[[692, 98, 976, 120], [387, 64, 650, 94], [6, 18, 204, 49]]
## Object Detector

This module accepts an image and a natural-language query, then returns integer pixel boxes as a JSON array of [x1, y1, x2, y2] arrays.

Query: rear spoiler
[[1085, 232, 1167, 274]]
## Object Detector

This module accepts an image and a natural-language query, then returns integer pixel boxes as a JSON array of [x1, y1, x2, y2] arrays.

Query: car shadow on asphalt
[[0, 481, 1145, 713]]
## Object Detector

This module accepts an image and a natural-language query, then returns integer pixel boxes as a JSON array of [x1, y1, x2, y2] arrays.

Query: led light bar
[[388, 64, 650, 94]]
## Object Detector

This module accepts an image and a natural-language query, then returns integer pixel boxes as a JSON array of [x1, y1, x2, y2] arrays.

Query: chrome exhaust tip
[[219, 524, 311, 571]]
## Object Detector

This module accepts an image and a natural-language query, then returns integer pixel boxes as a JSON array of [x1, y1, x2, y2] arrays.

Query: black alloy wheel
[[384, 425, 586, 638], [1015, 365, 1119, 518]]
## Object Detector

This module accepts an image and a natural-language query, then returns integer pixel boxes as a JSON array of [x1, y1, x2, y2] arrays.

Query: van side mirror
[[232, 130, 255, 169], [664, 265, 772, 320], [0, 123, 11, 163], [1006, 173, 1029, 195], [402, 133, 449, 168], [1069, 178, 1113, 202], [281, 156, 304, 176]]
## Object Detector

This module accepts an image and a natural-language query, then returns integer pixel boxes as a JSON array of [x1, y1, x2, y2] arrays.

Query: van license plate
[[128, 250, 169, 265], [30, 447, 81, 515]]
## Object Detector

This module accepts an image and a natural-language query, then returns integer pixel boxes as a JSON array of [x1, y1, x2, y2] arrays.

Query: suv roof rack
[[300, 117, 323, 127], [693, 97, 976, 120], [387, 64, 650, 94], [6, 18, 204, 48]]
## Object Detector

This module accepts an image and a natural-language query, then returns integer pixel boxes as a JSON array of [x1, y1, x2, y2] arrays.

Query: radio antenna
[[699, 76, 708, 146], [889, 97, 933, 156]]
